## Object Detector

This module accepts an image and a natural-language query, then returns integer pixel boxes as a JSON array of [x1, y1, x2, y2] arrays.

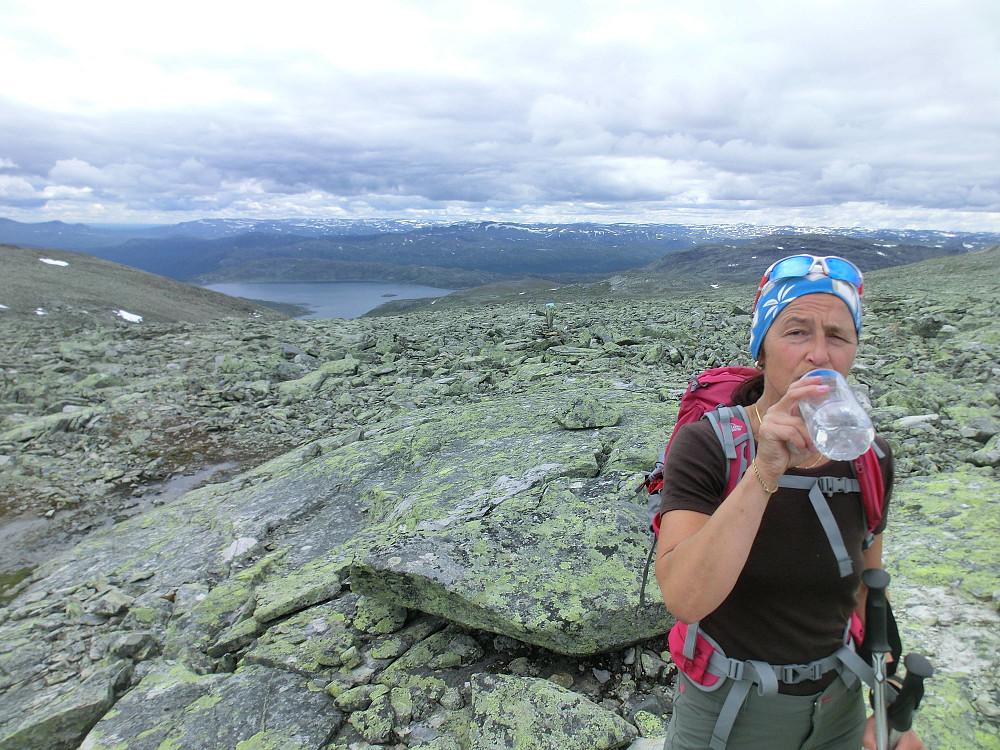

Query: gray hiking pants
[[665, 672, 866, 750]]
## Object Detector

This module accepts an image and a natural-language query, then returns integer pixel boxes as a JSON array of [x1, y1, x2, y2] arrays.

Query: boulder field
[[1, 251, 999, 749]]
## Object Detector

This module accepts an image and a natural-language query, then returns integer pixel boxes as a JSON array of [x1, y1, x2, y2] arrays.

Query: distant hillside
[[81, 223, 685, 283], [636, 233, 967, 284], [4, 217, 996, 288], [0, 244, 285, 325], [364, 241, 995, 317], [189, 257, 517, 288]]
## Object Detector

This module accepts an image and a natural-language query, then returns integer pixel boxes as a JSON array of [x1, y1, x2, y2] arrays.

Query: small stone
[[91, 588, 135, 617], [895, 414, 940, 429], [508, 657, 532, 676], [548, 672, 574, 689], [339, 645, 363, 670], [633, 709, 669, 738], [974, 693, 1000, 719], [553, 396, 622, 429], [107, 631, 160, 661]]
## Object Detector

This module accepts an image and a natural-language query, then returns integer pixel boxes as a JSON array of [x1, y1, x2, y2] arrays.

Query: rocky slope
[[1, 247, 998, 749], [0, 244, 285, 326]]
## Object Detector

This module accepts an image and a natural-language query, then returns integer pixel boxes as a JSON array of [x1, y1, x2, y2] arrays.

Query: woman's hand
[[753, 375, 827, 483], [862, 714, 927, 749]]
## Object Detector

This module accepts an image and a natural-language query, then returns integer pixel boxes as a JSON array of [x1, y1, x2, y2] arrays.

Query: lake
[[202, 281, 457, 319]]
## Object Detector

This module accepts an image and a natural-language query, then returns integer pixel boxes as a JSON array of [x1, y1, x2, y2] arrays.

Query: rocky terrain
[[1, 246, 999, 749]]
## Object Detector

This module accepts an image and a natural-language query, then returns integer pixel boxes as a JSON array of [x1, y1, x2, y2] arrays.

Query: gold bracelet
[[752, 459, 778, 494]]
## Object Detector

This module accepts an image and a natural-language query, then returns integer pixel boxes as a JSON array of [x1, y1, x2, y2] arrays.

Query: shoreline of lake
[[202, 280, 458, 319]]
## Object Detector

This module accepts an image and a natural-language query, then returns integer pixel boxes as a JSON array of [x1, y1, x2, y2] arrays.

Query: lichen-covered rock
[[0, 662, 131, 750], [78, 663, 341, 750], [468, 672, 637, 750], [968, 435, 1000, 467], [881, 471, 1000, 749], [241, 599, 356, 674], [337, 387, 673, 655], [3, 247, 1000, 750], [554, 395, 623, 429]]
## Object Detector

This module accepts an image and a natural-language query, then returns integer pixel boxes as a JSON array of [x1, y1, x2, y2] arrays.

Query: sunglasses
[[752, 255, 864, 310]]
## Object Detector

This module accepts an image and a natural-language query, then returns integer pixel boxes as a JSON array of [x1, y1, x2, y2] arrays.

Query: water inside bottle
[[811, 402, 875, 460]]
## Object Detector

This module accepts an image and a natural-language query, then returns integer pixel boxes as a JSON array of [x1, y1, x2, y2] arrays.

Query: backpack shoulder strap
[[779, 474, 856, 577], [852, 444, 886, 549], [703, 405, 754, 496]]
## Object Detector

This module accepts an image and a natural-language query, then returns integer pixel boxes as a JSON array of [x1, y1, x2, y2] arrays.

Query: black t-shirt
[[659, 418, 893, 694]]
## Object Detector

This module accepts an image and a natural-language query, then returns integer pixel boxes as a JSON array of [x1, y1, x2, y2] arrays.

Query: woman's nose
[[806, 336, 830, 365]]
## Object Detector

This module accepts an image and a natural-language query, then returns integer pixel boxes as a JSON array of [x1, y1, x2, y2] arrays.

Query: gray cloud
[[0, 0, 998, 229]]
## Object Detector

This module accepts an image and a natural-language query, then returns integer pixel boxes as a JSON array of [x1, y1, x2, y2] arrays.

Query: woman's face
[[760, 292, 859, 398]]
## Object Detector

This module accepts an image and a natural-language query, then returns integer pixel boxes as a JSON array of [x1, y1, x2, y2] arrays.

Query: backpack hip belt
[[672, 620, 876, 750]]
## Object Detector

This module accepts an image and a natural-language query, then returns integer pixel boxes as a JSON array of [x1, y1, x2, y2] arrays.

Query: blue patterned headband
[[749, 276, 862, 361]]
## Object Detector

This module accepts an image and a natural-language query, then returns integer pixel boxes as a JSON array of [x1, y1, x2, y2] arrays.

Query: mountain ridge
[[2, 217, 998, 288]]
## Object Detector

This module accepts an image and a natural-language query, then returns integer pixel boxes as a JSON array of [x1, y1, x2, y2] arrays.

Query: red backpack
[[638, 365, 885, 547], [637, 366, 889, 750]]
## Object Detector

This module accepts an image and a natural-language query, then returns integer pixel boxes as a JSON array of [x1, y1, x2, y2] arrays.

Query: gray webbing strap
[[702, 641, 879, 750], [710, 678, 752, 750], [705, 406, 754, 490], [833, 643, 876, 690], [710, 407, 739, 460], [777, 475, 859, 578], [683, 621, 700, 660], [731, 406, 753, 484], [707, 660, 778, 750], [707, 408, 737, 489], [809, 482, 853, 577]]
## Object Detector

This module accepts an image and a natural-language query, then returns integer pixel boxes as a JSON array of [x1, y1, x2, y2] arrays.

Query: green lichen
[[234, 730, 310, 750], [889, 474, 1000, 600], [128, 607, 158, 624], [632, 709, 669, 738], [192, 551, 283, 629], [975, 729, 1000, 750], [183, 693, 223, 714]]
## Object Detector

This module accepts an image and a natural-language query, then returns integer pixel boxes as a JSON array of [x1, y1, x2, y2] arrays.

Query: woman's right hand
[[753, 375, 828, 484]]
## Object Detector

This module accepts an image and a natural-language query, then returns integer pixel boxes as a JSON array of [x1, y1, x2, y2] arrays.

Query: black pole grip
[[862, 568, 891, 654], [887, 654, 934, 733]]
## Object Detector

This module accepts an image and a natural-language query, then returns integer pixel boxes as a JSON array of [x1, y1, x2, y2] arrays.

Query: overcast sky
[[1, 0, 998, 230]]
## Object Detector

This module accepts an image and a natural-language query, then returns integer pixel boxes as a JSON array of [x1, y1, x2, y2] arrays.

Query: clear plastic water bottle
[[797, 369, 875, 461]]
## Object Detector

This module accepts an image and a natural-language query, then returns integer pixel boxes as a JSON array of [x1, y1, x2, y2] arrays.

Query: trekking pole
[[886, 653, 934, 748], [862, 568, 892, 750]]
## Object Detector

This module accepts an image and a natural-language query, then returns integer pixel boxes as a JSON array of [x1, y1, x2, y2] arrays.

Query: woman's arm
[[655, 376, 827, 622], [654, 471, 773, 622]]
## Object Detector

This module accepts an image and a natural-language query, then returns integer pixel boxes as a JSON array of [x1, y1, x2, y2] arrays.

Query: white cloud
[[48, 159, 111, 188], [0, 0, 998, 229], [820, 162, 874, 194], [0, 174, 37, 199]]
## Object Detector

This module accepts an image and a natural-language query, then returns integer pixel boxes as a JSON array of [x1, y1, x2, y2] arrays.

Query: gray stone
[[968, 435, 1000, 467], [554, 395, 623, 429], [468, 673, 637, 750], [79, 663, 340, 750], [106, 631, 160, 661], [0, 663, 131, 750], [896, 414, 940, 429], [960, 416, 1000, 443]]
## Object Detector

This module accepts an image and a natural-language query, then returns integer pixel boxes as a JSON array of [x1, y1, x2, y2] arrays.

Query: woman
[[654, 255, 924, 749]]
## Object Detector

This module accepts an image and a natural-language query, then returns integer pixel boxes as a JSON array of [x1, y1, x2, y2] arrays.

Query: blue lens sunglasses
[[753, 255, 864, 310]]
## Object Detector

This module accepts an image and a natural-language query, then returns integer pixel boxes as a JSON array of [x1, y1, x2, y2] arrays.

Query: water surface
[[203, 281, 455, 319]]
